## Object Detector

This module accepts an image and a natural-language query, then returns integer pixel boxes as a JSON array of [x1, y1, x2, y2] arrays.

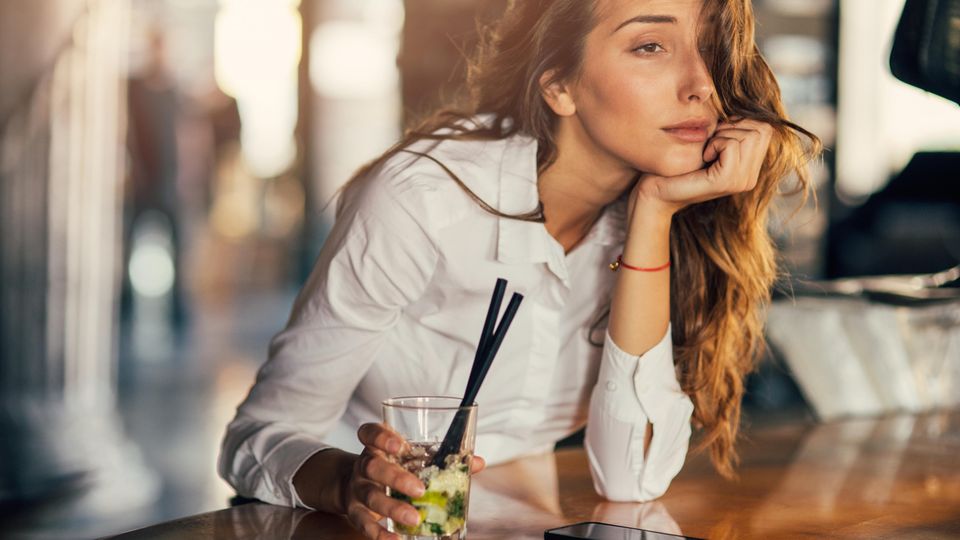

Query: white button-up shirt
[[218, 126, 695, 508]]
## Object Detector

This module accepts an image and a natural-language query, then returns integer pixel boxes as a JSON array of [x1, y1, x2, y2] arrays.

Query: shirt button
[[605, 381, 617, 392]]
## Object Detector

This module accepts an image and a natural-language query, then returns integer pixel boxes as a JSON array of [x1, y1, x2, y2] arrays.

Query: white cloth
[[217, 125, 695, 508]]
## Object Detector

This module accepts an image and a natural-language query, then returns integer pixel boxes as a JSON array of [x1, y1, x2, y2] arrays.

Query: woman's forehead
[[592, 0, 709, 31]]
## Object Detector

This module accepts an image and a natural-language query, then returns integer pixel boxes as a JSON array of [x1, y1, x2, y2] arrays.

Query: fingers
[[722, 119, 773, 187], [354, 480, 421, 528], [345, 500, 400, 540], [704, 137, 756, 193], [703, 136, 740, 170], [705, 118, 771, 162], [698, 118, 773, 193], [356, 451, 426, 498], [357, 423, 406, 455], [703, 134, 738, 163], [356, 424, 425, 497], [470, 455, 486, 474], [717, 117, 772, 135], [349, 424, 438, 540]]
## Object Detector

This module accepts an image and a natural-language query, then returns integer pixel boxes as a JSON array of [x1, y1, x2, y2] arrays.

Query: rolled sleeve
[[217, 175, 439, 508], [585, 325, 694, 501]]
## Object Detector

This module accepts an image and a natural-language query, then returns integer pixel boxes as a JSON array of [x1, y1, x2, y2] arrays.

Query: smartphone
[[544, 521, 705, 540]]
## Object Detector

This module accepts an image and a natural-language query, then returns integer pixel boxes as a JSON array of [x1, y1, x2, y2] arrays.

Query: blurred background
[[0, 0, 958, 538]]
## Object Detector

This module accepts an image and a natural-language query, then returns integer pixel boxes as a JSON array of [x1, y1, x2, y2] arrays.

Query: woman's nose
[[681, 53, 715, 103]]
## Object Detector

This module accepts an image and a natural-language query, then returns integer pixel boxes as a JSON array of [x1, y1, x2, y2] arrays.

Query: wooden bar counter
[[112, 410, 960, 539]]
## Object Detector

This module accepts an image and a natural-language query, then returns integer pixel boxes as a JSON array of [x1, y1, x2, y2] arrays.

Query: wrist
[[622, 199, 673, 267], [293, 448, 357, 514], [628, 199, 674, 234], [631, 176, 681, 220], [332, 451, 358, 515]]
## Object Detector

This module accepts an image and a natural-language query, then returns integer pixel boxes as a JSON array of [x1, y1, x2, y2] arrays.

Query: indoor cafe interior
[[1, 0, 958, 539]]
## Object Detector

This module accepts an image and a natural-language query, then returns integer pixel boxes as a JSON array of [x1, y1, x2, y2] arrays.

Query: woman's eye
[[632, 42, 665, 54]]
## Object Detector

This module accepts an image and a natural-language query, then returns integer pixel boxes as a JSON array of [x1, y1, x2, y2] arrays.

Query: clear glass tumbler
[[382, 396, 477, 540]]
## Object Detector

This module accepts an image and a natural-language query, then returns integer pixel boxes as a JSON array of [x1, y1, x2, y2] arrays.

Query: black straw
[[430, 280, 523, 468], [461, 292, 522, 407], [464, 278, 506, 393]]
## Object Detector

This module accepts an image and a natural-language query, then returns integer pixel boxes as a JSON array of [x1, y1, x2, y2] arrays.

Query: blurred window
[[837, 0, 960, 203]]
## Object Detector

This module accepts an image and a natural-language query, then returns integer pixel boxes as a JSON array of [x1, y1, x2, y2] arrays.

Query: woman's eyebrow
[[612, 15, 678, 34]]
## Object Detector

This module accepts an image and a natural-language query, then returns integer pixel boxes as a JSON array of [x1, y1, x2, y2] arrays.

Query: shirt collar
[[426, 125, 628, 283]]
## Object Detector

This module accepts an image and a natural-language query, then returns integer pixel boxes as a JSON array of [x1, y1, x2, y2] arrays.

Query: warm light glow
[[310, 20, 400, 99], [210, 145, 259, 239], [307, 0, 405, 213], [214, 2, 300, 98], [214, 0, 301, 178], [217, 0, 301, 6]]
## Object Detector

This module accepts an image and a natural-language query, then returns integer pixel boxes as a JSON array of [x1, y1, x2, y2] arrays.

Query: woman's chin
[[630, 144, 708, 177], [647, 157, 707, 178]]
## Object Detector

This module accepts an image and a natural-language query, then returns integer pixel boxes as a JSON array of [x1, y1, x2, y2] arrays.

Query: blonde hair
[[343, 0, 820, 478]]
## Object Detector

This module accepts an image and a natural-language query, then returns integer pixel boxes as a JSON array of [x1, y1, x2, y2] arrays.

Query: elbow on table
[[586, 446, 674, 503], [216, 434, 289, 507], [591, 471, 671, 503], [216, 417, 281, 504]]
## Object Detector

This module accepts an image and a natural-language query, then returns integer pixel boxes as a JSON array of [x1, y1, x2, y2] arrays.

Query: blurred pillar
[[296, 0, 508, 266], [0, 0, 157, 520], [301, 0, 405, 263]]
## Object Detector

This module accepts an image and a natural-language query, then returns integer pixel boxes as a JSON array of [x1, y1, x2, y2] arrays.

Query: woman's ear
[[539, 70, 577, 117]]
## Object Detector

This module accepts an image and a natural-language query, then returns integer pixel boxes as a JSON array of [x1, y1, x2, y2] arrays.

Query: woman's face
[[565, 0, 719, 178]]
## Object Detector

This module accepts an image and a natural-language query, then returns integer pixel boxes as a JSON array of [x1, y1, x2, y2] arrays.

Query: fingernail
[[410, 482, 425, 497], [403, 509, 420, 526], [386, 439, 401, 454]]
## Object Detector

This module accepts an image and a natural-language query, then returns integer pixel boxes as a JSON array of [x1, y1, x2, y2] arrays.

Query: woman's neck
[[537, 118, 637, 253]]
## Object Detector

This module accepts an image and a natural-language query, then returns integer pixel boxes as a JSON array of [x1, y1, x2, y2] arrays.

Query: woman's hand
[[343, 423, 486, 540], [630, 118, 775, 220]]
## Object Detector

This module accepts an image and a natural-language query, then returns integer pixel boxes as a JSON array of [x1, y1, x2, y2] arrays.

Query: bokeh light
[[310, 19, 400, 99], [214, 0, 301, 178]]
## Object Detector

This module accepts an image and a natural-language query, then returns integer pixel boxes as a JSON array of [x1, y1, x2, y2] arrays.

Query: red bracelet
[[609, 254, 671, 272]]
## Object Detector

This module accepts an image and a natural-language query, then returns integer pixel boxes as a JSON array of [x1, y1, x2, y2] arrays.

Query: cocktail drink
[[391, 442, 471, 537], [382, 397, 477, 539]]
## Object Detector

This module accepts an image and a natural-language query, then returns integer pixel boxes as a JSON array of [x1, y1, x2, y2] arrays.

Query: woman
[[219, 0, 818, 538]]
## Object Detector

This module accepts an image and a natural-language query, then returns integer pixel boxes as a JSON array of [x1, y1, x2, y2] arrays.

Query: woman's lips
[[661, 120, 712, 143], [661, 126, 711, 143]]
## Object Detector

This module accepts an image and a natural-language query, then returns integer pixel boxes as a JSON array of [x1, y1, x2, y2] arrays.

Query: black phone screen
[[544, 521, 704, 540]]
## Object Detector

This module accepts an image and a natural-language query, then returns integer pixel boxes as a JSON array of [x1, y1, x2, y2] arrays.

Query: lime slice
[[411, 491, 447, 507]]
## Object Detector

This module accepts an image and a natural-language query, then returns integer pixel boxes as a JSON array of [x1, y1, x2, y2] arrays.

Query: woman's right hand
[[343, 423, 427, 540], [630, 118, 775, 220]]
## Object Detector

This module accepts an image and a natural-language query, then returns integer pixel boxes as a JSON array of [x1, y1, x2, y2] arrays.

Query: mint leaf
[[447, 492, 465, 518]]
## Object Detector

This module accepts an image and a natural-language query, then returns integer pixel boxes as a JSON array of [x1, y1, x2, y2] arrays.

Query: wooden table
[[112, 410, 960, 539]]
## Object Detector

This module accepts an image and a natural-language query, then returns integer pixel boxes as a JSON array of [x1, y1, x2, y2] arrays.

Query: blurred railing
[[768, 267, 960, 421]]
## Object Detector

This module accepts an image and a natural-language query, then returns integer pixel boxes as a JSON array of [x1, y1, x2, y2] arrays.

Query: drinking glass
[[382, 396, 477, 540]]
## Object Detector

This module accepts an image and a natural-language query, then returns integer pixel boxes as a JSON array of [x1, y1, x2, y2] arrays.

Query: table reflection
[[662, 411, 960, 539], [113, 411, 960, 539], [467, 451, 685, 539]]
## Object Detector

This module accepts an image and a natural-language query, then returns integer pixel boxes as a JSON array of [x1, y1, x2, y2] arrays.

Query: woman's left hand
[[630, 118, 774, 220]]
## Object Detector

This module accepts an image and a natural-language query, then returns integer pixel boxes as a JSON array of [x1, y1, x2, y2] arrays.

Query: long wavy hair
[[343, 0, 820, 478]]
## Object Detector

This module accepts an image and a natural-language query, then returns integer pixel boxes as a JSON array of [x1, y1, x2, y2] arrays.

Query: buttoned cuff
[[599, 326, 680, 425]]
